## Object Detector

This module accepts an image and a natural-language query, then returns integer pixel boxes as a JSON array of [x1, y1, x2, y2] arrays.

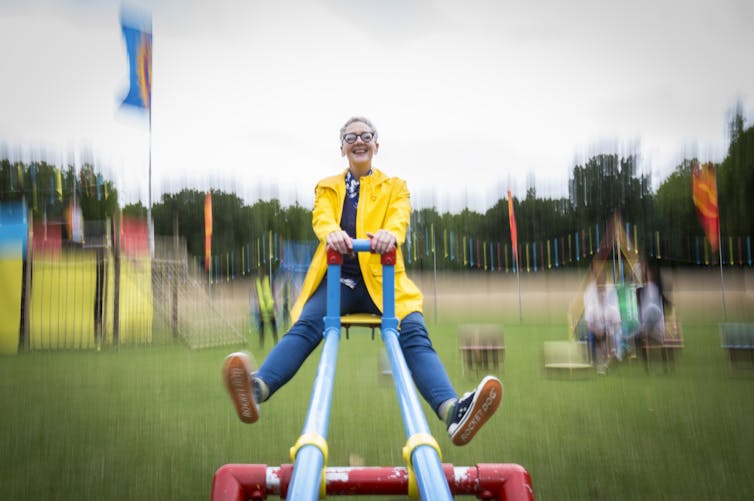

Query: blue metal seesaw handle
[[287, 238, 452, 501]]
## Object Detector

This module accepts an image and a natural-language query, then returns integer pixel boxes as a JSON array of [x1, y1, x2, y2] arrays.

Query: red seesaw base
[[212, 463, 533, 500]]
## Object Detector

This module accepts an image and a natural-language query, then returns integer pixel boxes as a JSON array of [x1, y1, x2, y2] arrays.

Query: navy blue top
[[339, 170, 368, 286]]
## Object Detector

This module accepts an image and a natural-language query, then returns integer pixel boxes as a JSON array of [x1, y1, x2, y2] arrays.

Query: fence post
[[113, 209, 121, 346], [22, 209, 32, 351], [172, 211, 179, 339]]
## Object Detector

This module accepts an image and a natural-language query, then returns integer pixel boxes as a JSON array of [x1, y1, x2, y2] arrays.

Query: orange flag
[[507, 189, 519, 265], [204, 192, 213, 272], [692, 161, 719, 252]]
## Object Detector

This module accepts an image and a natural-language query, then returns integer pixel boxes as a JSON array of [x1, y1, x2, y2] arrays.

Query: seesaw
[[212, 239, 533, 500]]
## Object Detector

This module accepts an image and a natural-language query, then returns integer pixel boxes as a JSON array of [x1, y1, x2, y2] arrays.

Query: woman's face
[[340, 121, 379, 169]]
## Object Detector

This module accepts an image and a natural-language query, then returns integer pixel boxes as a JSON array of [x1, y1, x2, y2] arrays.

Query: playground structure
[[563, 212, 683, 370], [567, 212, 642, 343], [212, 239, 533, 500]]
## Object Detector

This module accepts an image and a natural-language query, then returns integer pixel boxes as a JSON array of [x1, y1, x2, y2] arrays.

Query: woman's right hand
[[326, 230, 353, 255]]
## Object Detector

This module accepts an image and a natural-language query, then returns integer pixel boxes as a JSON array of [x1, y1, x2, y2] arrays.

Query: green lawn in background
[[1, 319, 753, 500]]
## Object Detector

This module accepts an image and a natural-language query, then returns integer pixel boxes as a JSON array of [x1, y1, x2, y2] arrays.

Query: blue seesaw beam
[[286, 245, 345, 501], [373, 241, 452, 501], [287, 239, 451, 501]]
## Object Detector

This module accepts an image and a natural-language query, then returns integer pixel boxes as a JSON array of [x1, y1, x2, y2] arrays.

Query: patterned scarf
[[345, 169, 371, 207]]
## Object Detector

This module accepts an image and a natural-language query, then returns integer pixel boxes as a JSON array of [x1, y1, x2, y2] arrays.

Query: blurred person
[[255, 267, 278, 347], [603, 281, 622, 362], [637, 259, 666, 345], [583, 263, 606, 370], [223, 116, 502, 446], [583, 263, 621, 373]]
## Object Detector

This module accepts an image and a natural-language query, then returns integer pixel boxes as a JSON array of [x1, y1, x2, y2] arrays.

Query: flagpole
[[432, 223, 438, 324], [715, 168, 727, 321], [148, 100, 152, 212], [718, 228, 727, 321], [147, 102, 154, 258], [507, 189, 522, 323], [516, 252, 522, 323]]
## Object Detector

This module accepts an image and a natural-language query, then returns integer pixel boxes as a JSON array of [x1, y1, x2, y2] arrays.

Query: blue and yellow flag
[[121, 20, 152, 110]]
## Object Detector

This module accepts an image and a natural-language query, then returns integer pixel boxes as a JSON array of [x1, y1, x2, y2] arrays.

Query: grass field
[[2, 270, 754, 500]]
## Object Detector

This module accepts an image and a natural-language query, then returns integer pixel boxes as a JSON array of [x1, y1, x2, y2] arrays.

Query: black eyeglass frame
[[341, 132, 376, 144]]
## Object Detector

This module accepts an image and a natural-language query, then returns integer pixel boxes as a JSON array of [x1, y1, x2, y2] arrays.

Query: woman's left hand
[[367, 230, 397, 254]]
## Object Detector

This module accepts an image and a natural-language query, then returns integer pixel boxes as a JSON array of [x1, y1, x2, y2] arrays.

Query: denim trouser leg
[[398, 312, 457, 416], [587, 332, 597, 364], [257, 279, 458, 418], [256, 281, 329, 396]]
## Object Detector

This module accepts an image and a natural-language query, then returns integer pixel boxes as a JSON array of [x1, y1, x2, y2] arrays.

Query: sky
[[1, 0, 753, 213]]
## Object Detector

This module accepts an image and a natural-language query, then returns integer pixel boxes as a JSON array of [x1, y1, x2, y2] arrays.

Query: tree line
[[2, 108, 751, 271]]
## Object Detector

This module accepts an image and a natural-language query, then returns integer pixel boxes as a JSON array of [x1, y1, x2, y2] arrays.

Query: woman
[[223, 116, 502, 446], [584, 262, 607, 374]]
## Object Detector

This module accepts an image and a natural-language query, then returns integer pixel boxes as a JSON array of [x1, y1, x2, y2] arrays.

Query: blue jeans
[[256, 279, 457, 416]]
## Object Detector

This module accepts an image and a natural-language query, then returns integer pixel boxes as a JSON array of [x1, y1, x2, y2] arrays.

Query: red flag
[[692, 161, 719, 252], [204, 192, 213, 272], [507, 189, 519, 265]]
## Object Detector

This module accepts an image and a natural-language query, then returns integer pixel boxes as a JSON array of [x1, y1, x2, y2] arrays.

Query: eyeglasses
[[342, 131, 375, 144]]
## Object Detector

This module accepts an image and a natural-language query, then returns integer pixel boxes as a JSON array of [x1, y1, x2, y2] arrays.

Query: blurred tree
[[149, 189, 316, 270], [3, 100, 750, 268], [655, 160, 697, 262], [122, 201, 148, 218], [75, 164, 118, 222], [0, 159, 118, 223], [719, 104, 753, 237]]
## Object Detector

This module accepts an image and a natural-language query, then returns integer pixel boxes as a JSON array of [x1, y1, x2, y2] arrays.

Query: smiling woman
[[223, 116, 504, 447], [339, 116, 379, 178]]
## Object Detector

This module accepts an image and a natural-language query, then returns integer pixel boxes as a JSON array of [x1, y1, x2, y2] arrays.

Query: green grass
[[1, 320, 753, 500]]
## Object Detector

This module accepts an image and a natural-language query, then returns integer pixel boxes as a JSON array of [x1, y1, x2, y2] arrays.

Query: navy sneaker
[[447, 375, 503, 446], [223, 352, 260, 424]]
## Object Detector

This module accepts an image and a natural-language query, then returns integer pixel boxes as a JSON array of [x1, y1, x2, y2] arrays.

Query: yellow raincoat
[[290, 168, 423, 323]]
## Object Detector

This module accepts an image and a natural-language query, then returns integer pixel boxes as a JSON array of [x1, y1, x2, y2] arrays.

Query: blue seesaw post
[[287, 247, 344, 501]]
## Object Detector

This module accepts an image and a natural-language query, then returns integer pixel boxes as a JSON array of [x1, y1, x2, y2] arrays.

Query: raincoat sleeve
[[382, 177, 411, 246], [311, 177, 343, 242]]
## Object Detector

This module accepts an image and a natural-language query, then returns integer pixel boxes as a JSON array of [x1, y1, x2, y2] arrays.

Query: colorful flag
[[507, 189, 519, 266], [121, 19, 152, 110], [692, 161, 719, 252], [204, 192, 212, 272]]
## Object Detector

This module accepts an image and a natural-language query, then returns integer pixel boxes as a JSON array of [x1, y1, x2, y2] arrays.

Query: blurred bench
[[543, 341, 592, 377], [458, 324, 505, 375], [719, 323, 754, 371], [636, 315, 683, 373]]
